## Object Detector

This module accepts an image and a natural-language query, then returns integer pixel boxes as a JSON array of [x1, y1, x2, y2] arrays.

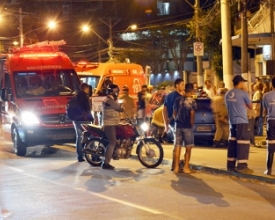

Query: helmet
[[107, 84, 119, 95]]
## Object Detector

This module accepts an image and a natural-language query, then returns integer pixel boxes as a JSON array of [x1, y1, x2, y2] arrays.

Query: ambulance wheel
[[12, 128, 26, 156]]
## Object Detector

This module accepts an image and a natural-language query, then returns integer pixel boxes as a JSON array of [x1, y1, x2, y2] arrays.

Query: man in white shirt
[[203, 80, 216, 98]]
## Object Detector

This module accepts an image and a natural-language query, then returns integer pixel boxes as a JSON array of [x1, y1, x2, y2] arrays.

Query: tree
[[114, 24, 191, 73], [187, 2, 238, 80]]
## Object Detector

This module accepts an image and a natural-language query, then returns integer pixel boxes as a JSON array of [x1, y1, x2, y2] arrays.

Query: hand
[[164, 123, 170, 133]]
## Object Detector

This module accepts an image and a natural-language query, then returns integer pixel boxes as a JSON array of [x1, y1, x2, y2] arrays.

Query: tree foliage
[[187, 2, 238, 80], [114, 24, 192, 72]]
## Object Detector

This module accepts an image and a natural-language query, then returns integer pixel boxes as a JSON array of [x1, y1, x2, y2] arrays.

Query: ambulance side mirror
[[1, 88, 12, 101]]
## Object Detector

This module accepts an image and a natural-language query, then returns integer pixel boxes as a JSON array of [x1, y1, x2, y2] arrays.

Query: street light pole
[[270, 0, 275, 60], [195, 0, 203, 86], [19, 8, 24, 47], [241, 0, 248, 76]]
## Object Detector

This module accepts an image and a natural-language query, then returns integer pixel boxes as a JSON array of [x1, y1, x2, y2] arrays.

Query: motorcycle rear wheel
[[136, 139, 164, 168], [84, 138, 106, 166]]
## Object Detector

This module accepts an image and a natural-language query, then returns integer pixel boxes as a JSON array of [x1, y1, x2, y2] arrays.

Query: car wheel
[[12, 128, 27, 156]]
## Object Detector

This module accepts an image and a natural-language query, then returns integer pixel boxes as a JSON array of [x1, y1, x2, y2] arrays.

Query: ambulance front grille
[[40, 114, 72, 125]]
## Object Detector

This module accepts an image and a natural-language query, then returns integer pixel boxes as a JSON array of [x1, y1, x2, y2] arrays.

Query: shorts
[[174, 127, 194, 147]]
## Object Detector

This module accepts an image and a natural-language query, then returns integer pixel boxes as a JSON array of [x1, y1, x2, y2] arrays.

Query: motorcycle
[[81, 118, 164, 168]]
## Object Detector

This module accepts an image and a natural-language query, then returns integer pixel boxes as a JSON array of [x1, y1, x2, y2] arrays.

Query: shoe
[[101, 162, 115, 169], [78, 158, 85, 162], [264, 169, 271, 175], [212, 140, 220, 148], [112, 155, 120, 160], [236, 167, 254, 174]]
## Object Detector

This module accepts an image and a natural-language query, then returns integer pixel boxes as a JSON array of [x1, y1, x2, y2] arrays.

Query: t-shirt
[[262, 91, 275, 121], [225, 88, 251, 125], [173, 96, 196, 128], [163, 91, 182, 126], [204, 87, 215, 98]]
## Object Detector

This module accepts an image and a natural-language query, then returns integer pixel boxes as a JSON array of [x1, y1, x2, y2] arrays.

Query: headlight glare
[[21, 111, 40, 125], [140, 122, 149, 132]]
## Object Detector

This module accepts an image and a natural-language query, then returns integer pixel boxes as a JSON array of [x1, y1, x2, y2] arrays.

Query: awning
[[231, 33, 272, 48]]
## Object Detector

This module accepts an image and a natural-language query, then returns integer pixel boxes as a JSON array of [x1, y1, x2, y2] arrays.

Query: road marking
[[75, 187, 162, 214], [7, 166, 162, 215]]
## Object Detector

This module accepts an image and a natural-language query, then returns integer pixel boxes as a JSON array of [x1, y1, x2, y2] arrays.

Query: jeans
[[73, 121, 89, 160]]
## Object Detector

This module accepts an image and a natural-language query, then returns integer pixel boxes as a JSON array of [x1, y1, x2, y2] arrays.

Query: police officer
[[225, 75, 253, 173], [211, 88, 229, 148]]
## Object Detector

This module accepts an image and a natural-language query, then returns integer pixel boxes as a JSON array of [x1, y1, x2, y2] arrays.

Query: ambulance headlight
[[140, 122, 149, 132], [21, 111, 40, 125]]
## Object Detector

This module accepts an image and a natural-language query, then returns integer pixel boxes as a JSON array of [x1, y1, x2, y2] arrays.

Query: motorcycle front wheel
[[84, 138, 106, 166], [136, 139, 164, 168]]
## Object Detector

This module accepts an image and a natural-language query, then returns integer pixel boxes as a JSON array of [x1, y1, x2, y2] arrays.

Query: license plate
[[50, 133, 74, 140], [196, 126, 212, 131]]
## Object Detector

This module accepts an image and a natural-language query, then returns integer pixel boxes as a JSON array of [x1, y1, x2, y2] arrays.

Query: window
[[157, 1, 170, 15]]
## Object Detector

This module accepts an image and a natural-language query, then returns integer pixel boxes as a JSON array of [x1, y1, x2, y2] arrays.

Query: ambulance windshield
[[14, 69, 80, 97]]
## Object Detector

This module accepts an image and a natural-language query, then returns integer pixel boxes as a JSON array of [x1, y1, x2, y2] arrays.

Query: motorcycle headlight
[[140, 122, 149, 132], [21, 111, 40, 125]]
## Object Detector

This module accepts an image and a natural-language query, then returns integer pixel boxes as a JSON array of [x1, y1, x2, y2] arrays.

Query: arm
[[109, 99, 124, 112], [163, 105, 170, 132], [190, 110, 195, 127], [173, 109, 177, 121], [244, 92, 253, 110]]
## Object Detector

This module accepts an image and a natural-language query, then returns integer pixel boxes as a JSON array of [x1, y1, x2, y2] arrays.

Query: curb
[[61, 144, 275, 184], [160, 157, 275, 185]]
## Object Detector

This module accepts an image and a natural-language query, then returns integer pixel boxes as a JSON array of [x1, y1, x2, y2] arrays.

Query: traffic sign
[[194, 42, 204, 56]]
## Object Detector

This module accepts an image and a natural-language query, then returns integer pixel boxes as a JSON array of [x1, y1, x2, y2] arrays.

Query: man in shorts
[[162, 78, 184, 170], [173, 83, 196, 173], [262, 76, 275, 175], [225, 75, 253, 174]]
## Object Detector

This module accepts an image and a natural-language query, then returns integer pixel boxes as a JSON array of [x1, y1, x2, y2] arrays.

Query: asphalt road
[[1, 139, 275, 220]]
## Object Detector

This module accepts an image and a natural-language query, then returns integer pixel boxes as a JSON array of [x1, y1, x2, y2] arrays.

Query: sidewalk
[[160, 136, 275, 184]]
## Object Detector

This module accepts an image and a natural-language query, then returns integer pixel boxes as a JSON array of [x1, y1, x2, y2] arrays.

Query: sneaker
[[101, 162, 115, 169], [78, 158, 85, 162], [236, 167, 254, 174], [264, 169, 271, 175]]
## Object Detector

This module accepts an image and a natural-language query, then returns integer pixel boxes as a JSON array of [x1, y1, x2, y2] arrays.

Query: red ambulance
[[0, 40, 80, 156]]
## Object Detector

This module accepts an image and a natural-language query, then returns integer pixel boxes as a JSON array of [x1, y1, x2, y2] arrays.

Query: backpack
[[66, 95, 83, 121]]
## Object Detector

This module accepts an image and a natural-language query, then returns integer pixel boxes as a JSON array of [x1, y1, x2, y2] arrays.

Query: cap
[[122, 85, 129, 91], [233, 75, 247, 83]]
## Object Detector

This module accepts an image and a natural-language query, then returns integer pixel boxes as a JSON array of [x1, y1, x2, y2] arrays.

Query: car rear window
[[196, 98, 212, 111]]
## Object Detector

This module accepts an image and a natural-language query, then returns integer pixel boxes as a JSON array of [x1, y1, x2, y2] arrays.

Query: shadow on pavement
[[24, 146, 60, 158], [235, 180, 275, 209], [83, 167, 166, 193], [170, 174, 230, 207]]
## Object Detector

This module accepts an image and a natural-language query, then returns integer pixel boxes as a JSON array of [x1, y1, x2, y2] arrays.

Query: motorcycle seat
[[85, 124, 105, 137]]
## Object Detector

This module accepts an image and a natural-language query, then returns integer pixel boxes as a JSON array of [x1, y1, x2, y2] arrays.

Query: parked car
[[151, 97, 215, 145], [193, 98, 215, 144]]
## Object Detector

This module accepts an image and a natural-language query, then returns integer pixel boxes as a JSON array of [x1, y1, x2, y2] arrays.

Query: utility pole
[[270, 0, 275, 60], [241, 0, 248, 76], [195, 0, 203, 86], [220, 0, 233, 88], [108, 18, 114, 60], [100, 18, 120, 61], [19, 7, 24, 47]]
